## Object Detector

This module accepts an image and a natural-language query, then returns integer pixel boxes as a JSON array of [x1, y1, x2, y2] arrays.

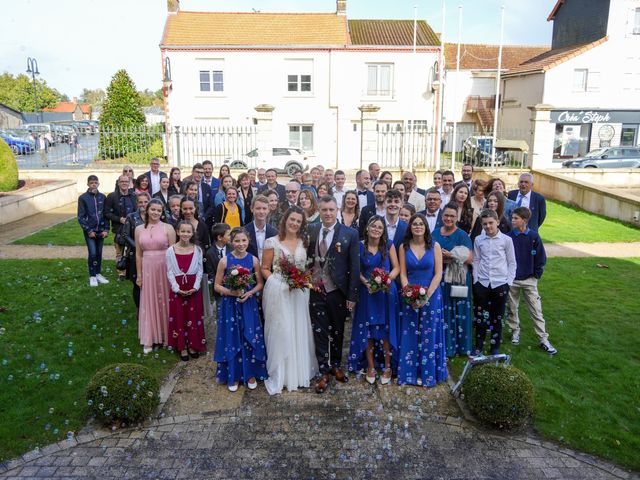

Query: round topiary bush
[[0, 137, 19, 192], [462, 364, 534, 429], [86, 363, 160, 426]]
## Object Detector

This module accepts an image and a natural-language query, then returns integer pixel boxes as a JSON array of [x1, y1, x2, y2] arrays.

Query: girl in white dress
[[261, 206, 318, 395]]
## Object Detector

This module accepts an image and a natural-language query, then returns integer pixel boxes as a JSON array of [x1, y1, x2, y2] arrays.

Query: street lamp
[[163, 57, 172, 96], [26, 57, 40, 122]]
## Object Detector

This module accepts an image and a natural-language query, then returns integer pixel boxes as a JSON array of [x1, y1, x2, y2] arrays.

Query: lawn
[[450, 257, 640, 470], [12, 219, 114, 246], [0, 259, 177, 462], [540, 200, 640, 243]]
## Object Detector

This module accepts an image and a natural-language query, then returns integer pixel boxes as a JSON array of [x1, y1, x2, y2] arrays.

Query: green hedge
[[0, 138, 19, 192]]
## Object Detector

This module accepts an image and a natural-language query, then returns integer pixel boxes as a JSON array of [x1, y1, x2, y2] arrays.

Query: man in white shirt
[[323, 169, 336, 189], [472, 209, 517, 356], [144, 157, 167, 196], [402, 171, 426, 212], [245, 195, 277, 264], [438, 170, 455, 207], [358, 180, 388, 238], [422, 188, 443, 233], [368, 162, 381, 183], [355, 170, 373, 209], [333, 170, 347, 208], [384, 189, 407, 249]]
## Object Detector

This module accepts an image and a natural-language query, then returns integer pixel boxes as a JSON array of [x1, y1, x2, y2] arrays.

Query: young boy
[[506, 207, 557, 355], [472, 209, 517, 355], [77, 175, 110, 287], [205, 223, 232, 301]]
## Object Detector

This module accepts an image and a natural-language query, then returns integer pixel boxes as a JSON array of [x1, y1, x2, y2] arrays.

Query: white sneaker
[[95, 274, 110, 284], [540, 340, 558, 355], [511, 333, 520, 345], [89, 276, 98, 287], [228, 383, 239, 392], [143, 346, 153, 354], [247, 379, 258, 390]]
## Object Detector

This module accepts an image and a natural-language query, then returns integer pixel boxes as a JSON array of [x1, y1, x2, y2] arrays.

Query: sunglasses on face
[[123, 169, 133, 173]]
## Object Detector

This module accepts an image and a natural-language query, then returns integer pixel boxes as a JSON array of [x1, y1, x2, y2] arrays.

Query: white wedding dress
[[262, 237, 318, 395]]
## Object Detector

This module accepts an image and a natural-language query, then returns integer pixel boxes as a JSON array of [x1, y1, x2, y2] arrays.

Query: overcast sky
[[1, 0, 555, 98]]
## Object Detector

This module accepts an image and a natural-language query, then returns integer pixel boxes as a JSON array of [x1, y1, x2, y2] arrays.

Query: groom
[[307, 196, 360, 394]]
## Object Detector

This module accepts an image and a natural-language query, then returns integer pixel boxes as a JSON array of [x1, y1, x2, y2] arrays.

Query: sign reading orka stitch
[[550, 110, 640, 124]]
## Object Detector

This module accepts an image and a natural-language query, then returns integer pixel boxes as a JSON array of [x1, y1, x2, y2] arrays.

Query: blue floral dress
[[432, 228, 473, 357], [348, 241, 399, 373], [214, 252, 267, 385], [397, 246, 447, 386]]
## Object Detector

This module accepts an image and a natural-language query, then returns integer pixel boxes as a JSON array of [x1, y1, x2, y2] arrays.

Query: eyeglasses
[[286, 190, 299, 194], [123, 169, 133, 173]]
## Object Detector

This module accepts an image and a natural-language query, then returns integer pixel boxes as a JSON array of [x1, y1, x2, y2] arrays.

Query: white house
[[159, 0, 441, 170], [498, 0, 640, 168]]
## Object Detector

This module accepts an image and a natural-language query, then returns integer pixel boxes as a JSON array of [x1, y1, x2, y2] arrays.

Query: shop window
[[553, 123, 591, 158]]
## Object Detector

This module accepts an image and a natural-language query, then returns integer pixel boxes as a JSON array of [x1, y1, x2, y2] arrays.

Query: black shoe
[[189, 350, 200, 359], [180, 353, 189, 361]]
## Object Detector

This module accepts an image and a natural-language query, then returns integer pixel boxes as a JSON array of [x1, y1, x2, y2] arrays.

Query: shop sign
[[550, 110, 640, 124]]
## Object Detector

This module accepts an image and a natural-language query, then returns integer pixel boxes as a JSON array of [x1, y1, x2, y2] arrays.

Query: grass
[[12, 219, 114, 246], [449, 257, 640, 470], [0, 259, 177, 462], [540, 200, 640, 244]]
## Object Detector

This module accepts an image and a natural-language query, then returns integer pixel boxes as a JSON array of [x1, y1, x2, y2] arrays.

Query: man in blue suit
[[307, 196, 360, 393], [419, 188, 444, 233], [383, 189, 408, 251], [189, 163, 215, 228], [358, 180, 388, 238], [508, 173, 546, 231], [244, 195, 278, 264], [202, 160, 220, 198]]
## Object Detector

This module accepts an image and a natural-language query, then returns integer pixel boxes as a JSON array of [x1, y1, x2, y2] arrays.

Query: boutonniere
[[335, 242, 342, 253]]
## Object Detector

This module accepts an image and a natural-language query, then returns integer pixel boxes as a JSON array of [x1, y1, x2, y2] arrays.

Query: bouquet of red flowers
[[367, 268, 392, 293], [223, 265, 255, 293], [278, 256, 313, 290], [401, 284, 429, 310]]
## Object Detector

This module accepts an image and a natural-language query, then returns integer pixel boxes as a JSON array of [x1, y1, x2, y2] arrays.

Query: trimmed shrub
[[462, 364, 534, 429], [0, 138, 19, 192], [86, 363, 159, 426], [126, 138, 164, 165]]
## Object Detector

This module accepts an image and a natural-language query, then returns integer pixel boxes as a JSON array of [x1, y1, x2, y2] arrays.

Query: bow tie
[[426, 213, 436, 217], [357, 190, 368, 195]]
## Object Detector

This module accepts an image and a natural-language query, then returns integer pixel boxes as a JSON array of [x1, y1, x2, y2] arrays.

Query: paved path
[[1, 379, 635, 479]]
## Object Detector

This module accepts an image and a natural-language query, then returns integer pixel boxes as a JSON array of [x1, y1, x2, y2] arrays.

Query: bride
[[261, 206, 318, 395]]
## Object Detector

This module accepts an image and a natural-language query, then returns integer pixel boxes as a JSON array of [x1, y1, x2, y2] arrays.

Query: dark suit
[[244, 221, 278, 260], [307, 222, 360, 373], [199, 182, 215, 227], [358, 204, 386, 238], [355, 190, 375, 210], [418, 209, 444, 233], [507, 190, 546, 231], [143, 170, 167, 195], [202, 176, 221, 198], [205, 243, 229, 301], [258, 183, 286, 201], [454, 180, 474, 194], [390, 220, 408, 252]]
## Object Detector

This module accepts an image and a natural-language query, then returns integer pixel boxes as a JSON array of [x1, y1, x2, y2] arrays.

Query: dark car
[[462, 136, 505, 167], [0, 129, 36, 155], [561, 147, 640, 168]]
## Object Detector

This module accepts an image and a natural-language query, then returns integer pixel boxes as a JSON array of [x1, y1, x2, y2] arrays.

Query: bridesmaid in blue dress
[[348, 215, 400, 385], [432, 203, 474, 357], [213, 227, 267, 392], [398, 213, 447, 387]]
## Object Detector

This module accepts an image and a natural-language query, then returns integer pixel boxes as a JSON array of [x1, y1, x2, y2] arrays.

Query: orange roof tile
[[502, 36, 607, 76], [348, 20, 439, 46], [42, 102, 80, 113], [444, 43, 550, 70], [161, 11, 350, 46], [80, 104, 91, 114]]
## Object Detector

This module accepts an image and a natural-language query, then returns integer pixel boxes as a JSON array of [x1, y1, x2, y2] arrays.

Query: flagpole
[[491, 4, 505, 171], [434, 0, 446, 172], [450, 5, 462, 170]]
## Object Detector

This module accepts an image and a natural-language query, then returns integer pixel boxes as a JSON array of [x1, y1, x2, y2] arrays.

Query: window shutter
[[587, 71, 601, 92], [367, 65, 378, 95], [379, 65, 391, 95]]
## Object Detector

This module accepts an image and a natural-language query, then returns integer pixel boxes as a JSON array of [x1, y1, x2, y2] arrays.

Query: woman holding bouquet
[[261, 206, 318, 395], [348, 215, 399, 385], [397, 213, 447, 387], [213, 227, 267, 392]]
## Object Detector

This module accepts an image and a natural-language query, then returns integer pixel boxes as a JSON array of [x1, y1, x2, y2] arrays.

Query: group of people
[[76, 158, 557, 395]]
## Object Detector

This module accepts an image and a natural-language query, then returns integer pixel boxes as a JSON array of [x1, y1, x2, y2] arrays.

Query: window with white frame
[[572, 69, 588, 91], [408, 120, 428, 131], [367, 64, 393, 96], [199, 70, 223, 92], [285, 59, 313, 94], [633, 7, 640, 34], [289, 125, 313, 151]]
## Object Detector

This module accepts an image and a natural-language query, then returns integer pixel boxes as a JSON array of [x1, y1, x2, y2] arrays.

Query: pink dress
[[139, 223, 170, 347]]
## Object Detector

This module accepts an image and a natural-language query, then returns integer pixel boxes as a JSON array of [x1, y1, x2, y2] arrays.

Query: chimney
[[167, 0, 180, 14], [337, 0, 346, 16], [72, 96, 78, 104]]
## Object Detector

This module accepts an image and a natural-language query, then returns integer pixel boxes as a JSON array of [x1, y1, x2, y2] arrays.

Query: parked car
[[22, 123, 55, 146], [225, 147, 315, 176], [0, 129, 36, 155], [561, 147, 640, 168], [52, 124, 78, 143], [75, 120, 97, 135], [462, 136, 505, 167], [6, 127, 32, 140]]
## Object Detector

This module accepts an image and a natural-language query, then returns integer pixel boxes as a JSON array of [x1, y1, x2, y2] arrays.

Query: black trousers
[[473, 282, 509, 354], [310, 289, 347, 374]]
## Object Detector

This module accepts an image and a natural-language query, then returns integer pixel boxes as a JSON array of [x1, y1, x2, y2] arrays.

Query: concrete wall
[[533, 169, 640, 225], [0, 180, 77, 226], [500, 73, 545, 146], [551, 168, 640, 187]]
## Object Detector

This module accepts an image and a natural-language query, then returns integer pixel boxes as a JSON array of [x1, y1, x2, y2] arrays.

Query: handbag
[[116, 251, 128, 271], [449, 284, 469, 298]]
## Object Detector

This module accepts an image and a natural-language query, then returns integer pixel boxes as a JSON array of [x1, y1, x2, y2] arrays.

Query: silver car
[[562, 147, 640, 168]]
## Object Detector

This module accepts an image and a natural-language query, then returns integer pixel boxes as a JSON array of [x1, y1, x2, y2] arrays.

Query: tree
[[0, 72, 65, 112], [98, 70, 146, 158], [79, 88, 106, 107]]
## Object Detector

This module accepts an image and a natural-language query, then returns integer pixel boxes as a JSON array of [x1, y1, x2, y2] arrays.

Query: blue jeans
[[83, 231, 104, 276]]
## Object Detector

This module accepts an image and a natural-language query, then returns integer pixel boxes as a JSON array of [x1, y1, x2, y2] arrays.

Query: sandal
[[380, 368, 392, 385]]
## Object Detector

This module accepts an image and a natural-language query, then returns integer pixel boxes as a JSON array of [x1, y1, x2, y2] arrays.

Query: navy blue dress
[[214, 253, 267, 385], [398, 246, 448, 386], [348, 241, 399, 373]]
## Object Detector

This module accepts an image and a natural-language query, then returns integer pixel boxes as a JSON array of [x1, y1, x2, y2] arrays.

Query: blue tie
[[517, 194, 523, 207]]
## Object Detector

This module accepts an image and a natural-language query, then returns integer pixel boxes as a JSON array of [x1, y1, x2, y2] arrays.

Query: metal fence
[[169, 126, 257, 168]]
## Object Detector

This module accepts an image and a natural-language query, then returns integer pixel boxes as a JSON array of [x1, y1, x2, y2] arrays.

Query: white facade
[[163, 47, 439, 169], [443, 71, 495, 124]]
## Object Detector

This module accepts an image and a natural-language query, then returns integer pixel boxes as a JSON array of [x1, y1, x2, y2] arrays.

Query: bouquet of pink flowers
[[223, 265, 255, 293], [401, 284, 429, 310], [367, 268, 392, 293]]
